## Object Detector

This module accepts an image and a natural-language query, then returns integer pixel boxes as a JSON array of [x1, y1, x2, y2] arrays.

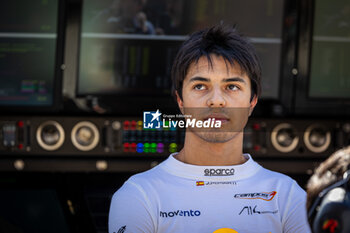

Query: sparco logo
[[160, 210, 201, 218], [204, 168, 235, 176]]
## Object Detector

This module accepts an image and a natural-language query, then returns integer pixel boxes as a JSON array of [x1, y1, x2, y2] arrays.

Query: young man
[[109, 25, 311, 233]]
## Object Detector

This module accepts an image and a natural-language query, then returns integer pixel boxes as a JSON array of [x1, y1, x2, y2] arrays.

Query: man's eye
[[227, 84, 239, 91], [194, 84, 206, 90]]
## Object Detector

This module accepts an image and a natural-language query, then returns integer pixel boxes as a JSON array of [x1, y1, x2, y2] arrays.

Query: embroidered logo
[[115, 225, 126, 233], [234, 191, 277, 201]]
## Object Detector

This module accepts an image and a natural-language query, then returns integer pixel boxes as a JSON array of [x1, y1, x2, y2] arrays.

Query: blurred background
[[0, 0, 349, 232]]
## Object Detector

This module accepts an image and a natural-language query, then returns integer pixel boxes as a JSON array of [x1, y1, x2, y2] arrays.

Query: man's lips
[[204, 114, 230, 123]]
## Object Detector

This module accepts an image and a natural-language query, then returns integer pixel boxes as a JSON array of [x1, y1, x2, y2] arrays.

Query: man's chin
[[194, 131, 240, 143]]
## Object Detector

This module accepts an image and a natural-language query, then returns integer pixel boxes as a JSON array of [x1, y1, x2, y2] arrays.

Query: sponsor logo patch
[[234, 191, 277, 201], [213, 228, 238, 233], [204, 168, 235, 176], [160, 209, 201, 218], [196, 181, 237, 186], [213, 228, 272, 233], [115, 225, 126, 233], [239, 205, 278, 215]]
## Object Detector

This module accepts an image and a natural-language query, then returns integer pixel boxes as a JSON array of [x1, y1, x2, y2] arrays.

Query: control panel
[[0, 117, 185, 157], [0, 117, 349, 158]]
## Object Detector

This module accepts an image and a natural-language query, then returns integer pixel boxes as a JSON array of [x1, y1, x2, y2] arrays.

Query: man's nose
[[206, 88, 226, 107]]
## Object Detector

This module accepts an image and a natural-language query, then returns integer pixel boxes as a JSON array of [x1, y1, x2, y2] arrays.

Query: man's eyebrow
[[187, 76, 247, 84], [222, 77, 246, 84], [188, 77, 210, 83]]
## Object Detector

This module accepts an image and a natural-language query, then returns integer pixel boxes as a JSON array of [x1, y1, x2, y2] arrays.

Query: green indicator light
[[150, 148, 157, 153], [151, 143, 157, 148], [169, 147, 177, 153], [144, 143, 150, 149]]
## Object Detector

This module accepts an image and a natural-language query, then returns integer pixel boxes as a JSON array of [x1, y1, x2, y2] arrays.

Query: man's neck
[[174, 131, 246, 166]]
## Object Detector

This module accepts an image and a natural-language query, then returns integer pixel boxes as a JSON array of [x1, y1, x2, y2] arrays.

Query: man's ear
[[249, 95, 258, 116], [175, 91, 184, 114]]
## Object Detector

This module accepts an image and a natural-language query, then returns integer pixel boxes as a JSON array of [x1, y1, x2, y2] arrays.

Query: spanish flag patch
[[196, 181, 205, 186]]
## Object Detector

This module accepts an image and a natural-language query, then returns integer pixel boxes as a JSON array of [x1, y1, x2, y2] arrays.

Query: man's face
[[176, 55, 257, 143]]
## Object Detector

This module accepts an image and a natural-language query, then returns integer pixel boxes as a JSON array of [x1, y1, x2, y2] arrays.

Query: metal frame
[[295, 0, 350, 116]]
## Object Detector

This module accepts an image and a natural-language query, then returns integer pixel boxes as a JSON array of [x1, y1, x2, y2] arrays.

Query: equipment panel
[[1, 117, 349, 158]]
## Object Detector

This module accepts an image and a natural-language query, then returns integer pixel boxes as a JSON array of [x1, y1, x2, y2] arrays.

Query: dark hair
[[171, 24, 262, 102]]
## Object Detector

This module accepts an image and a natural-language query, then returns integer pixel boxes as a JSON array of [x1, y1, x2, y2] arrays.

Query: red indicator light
[[123, 143, 130, 152], [131, 143, 137, 152], [123, 121, 130, 130], [252, 123, 260, 130], [253, 145, 261, 151], [130, 120, 137, 130]]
